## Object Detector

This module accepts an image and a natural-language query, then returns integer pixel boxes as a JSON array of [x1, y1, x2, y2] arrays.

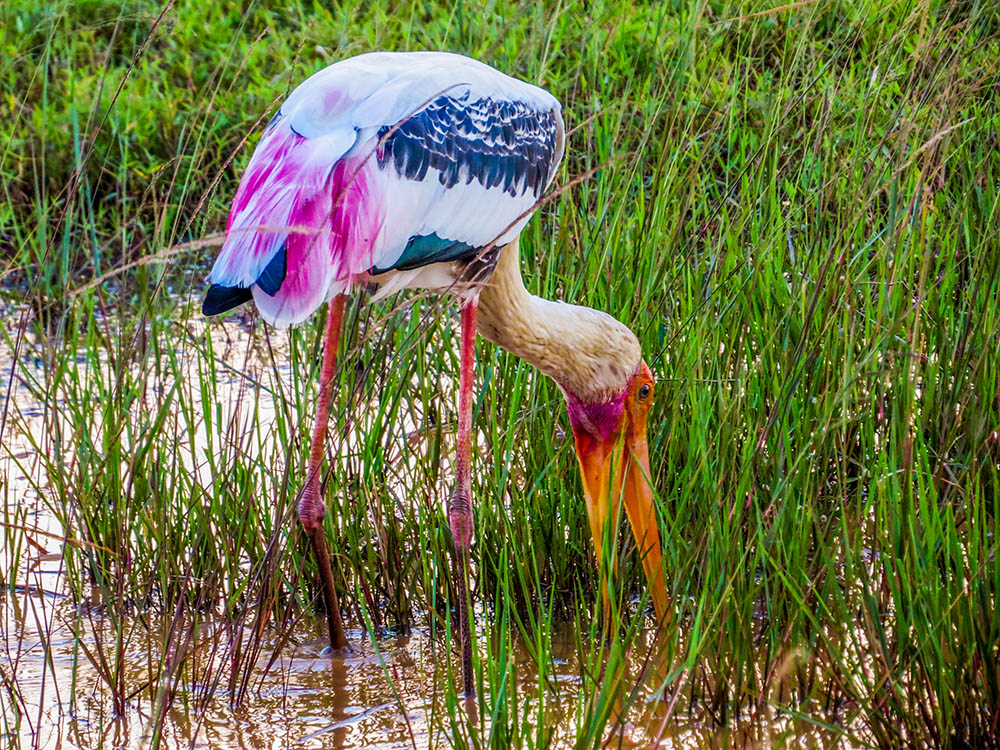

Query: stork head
[[563, 358, 669, 623]]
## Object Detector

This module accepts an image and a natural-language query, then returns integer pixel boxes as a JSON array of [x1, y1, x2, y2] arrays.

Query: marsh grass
[[2, 0, 999, 747]]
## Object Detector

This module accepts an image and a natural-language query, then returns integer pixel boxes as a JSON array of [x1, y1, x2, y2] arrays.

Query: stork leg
[[297, 293, 349, 653], [449, 298, 478, 697]]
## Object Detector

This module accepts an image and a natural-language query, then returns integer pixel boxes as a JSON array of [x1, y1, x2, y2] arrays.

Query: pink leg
[[298, 294, 349, 652], [449, 298, 477, 696]]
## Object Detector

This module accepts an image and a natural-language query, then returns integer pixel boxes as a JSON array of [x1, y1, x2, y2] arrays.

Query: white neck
[[476, 240, 640, 403]]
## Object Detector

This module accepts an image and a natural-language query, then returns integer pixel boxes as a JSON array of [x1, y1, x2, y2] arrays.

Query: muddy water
[[6, 594, 521, 749], [3, 587, 858, 750]]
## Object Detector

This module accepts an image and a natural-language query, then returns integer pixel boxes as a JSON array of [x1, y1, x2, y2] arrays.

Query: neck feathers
[[476, 240, 640, 404]]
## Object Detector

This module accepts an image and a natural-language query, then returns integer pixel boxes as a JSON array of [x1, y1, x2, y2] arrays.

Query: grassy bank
[[2, 0, 999, 747]]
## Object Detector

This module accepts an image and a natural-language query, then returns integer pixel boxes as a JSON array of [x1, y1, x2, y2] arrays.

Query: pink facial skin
[[563, 388, 627, 458]]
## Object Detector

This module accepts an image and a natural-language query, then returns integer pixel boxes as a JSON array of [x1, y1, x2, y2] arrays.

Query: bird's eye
[[638, 383, 651, 400]]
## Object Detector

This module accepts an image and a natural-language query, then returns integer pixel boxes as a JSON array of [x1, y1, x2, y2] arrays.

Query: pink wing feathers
[[206, 118, 384, 327]]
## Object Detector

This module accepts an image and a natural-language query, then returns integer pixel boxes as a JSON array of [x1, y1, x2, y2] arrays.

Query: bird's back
[[204, 51, 564, 327]]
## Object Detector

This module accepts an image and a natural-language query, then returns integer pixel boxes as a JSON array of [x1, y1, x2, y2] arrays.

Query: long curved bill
[[616, 421, 669, 622], [575, 425, 669, 625]]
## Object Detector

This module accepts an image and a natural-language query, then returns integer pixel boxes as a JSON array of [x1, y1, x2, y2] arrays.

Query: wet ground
[[7, 593, 522, 749]]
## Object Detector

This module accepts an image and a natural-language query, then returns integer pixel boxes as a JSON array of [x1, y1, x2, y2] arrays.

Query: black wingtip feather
[[256, 245, 286, 296], [202, 284, 253, 316]]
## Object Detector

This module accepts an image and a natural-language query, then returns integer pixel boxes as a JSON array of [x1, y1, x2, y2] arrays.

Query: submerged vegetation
[[2, 0, 999, 747]]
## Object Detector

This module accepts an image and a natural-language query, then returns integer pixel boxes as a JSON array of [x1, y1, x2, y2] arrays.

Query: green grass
[[2, 0, 999, 747]]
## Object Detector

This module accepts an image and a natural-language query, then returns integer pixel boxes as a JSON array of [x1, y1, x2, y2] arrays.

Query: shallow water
[[3, 585, 693, 749], [6, 593, 481, 749]]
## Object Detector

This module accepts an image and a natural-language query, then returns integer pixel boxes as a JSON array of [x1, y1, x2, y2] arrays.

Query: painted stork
[[202, 51, 668, 695]]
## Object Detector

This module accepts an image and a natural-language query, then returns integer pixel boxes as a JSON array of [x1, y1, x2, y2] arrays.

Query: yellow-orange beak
[[572, 361, 668, 625]]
